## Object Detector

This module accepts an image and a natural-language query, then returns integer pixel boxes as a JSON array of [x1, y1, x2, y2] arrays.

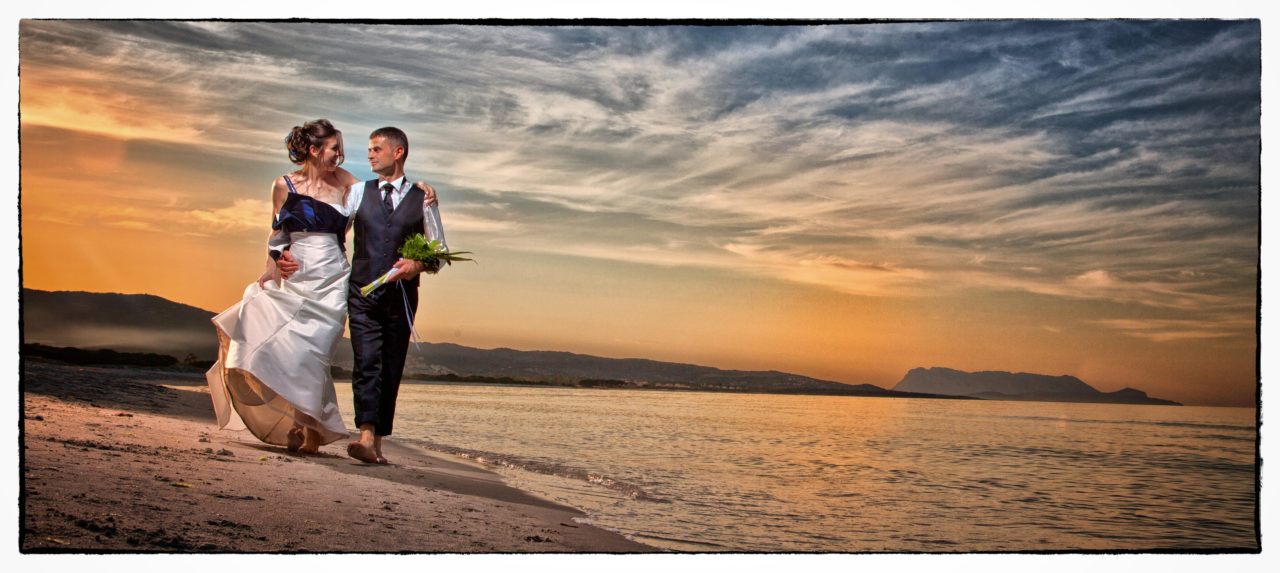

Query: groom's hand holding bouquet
[[361, 234, 473, 296], [385, 257, 432, 282]]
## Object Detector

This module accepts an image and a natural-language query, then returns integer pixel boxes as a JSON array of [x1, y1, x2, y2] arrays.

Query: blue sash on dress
[[275, 176, 348, 252]]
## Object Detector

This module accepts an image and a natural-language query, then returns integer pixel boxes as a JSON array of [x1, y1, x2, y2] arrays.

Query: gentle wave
[[363, 385, 1258, 552], [1193, 433, 1258, 443], [992, 414, 1255, 433], [400, 437, 668, 502]]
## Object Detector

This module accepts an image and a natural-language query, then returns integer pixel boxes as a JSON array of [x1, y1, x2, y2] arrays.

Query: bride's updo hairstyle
[[285, 119, 344, 166]]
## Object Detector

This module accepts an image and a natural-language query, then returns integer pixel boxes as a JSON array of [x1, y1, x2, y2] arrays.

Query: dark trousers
[[348, 281, 418, 436]]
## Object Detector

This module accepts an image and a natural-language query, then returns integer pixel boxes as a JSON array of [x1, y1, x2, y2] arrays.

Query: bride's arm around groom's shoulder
[[412, 181, 438, 206]]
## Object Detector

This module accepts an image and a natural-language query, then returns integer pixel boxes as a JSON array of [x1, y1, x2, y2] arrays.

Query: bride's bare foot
[[299, 428, 323, 454], [286, 425, 305, 452]]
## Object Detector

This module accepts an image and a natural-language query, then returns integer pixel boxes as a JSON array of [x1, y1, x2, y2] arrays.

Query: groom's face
[[367, 136, 404, 176]]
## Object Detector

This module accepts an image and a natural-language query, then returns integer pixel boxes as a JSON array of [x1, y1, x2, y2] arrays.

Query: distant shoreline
[[22, 343, 1200, 407], [394, 378, 1193, 407], [21, 342, 973, 401], [21, 289, 1213, 406], [395, 374, 980, 400]]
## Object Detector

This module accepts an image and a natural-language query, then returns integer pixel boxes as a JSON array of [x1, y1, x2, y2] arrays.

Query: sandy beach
[[19, 359, 654, 553]]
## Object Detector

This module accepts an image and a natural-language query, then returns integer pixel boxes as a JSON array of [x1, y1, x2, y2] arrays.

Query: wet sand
[[20, 360, 655, 553]]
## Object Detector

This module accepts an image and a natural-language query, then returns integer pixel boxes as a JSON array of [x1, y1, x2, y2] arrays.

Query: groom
[[280, 126, 446, 464], [345, 126, 448, 464]]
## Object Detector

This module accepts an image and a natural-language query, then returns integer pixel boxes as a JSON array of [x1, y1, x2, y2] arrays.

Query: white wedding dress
[[206, 191, 351, 446]]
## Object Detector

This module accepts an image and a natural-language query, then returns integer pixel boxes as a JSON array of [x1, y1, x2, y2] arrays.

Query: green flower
[[397, 233, 473, 264], [360, 234, 474, 296]]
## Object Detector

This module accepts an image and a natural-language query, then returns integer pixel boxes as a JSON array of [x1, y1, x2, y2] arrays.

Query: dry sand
[[19, 360, 655, 553]]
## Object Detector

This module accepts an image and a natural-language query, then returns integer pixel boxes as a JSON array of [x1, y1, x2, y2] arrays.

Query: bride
[[206, 119, 432, 454]]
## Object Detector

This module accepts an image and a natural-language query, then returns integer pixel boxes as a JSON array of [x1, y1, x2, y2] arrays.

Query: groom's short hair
[[370, 127, 409, 160]]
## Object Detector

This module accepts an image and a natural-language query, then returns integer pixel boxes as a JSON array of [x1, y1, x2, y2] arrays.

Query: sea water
[[336, 383, 1257, 552]]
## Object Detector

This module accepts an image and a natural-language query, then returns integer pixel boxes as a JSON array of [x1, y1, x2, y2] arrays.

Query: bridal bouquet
[[359, 233, 473, 296]]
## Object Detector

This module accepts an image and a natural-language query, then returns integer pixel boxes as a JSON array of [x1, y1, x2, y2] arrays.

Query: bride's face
[[310, 135, 344, 172]]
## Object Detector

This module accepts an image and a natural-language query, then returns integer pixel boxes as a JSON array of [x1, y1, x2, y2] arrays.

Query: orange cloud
[[189, 199, 273, 232], [21, 77, 204, 143]]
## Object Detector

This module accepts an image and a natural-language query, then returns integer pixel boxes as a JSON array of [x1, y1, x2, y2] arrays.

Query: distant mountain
[[22, 289, 219, 360], [891, 367, 1180, 405], [19, 290, 1184, 404], [22, 289, 921, 397], [383, 342, 899, 394]]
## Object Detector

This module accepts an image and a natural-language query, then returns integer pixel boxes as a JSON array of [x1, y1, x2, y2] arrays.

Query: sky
[[15, 18, 1262, 407]]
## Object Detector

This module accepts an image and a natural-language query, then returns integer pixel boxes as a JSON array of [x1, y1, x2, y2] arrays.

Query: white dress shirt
[[344, 175, 448, 251]]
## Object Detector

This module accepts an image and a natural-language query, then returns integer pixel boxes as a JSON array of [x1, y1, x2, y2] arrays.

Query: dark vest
[[351, 180, 426, 288]]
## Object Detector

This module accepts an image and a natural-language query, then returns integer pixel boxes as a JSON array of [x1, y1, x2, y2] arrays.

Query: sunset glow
[[18, 20, 1260, 406]]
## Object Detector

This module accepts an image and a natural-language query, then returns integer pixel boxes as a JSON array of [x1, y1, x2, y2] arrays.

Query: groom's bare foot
[[347, 441, 379, 463], [286, 426, 305, 452]]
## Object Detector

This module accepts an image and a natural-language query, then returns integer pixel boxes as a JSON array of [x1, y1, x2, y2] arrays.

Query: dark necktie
[[381, 183, 395, 214]]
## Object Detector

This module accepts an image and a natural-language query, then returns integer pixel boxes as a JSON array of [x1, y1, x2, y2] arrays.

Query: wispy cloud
[[1093, 316, 1256, 343], [20, 20, 1259, 345]]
